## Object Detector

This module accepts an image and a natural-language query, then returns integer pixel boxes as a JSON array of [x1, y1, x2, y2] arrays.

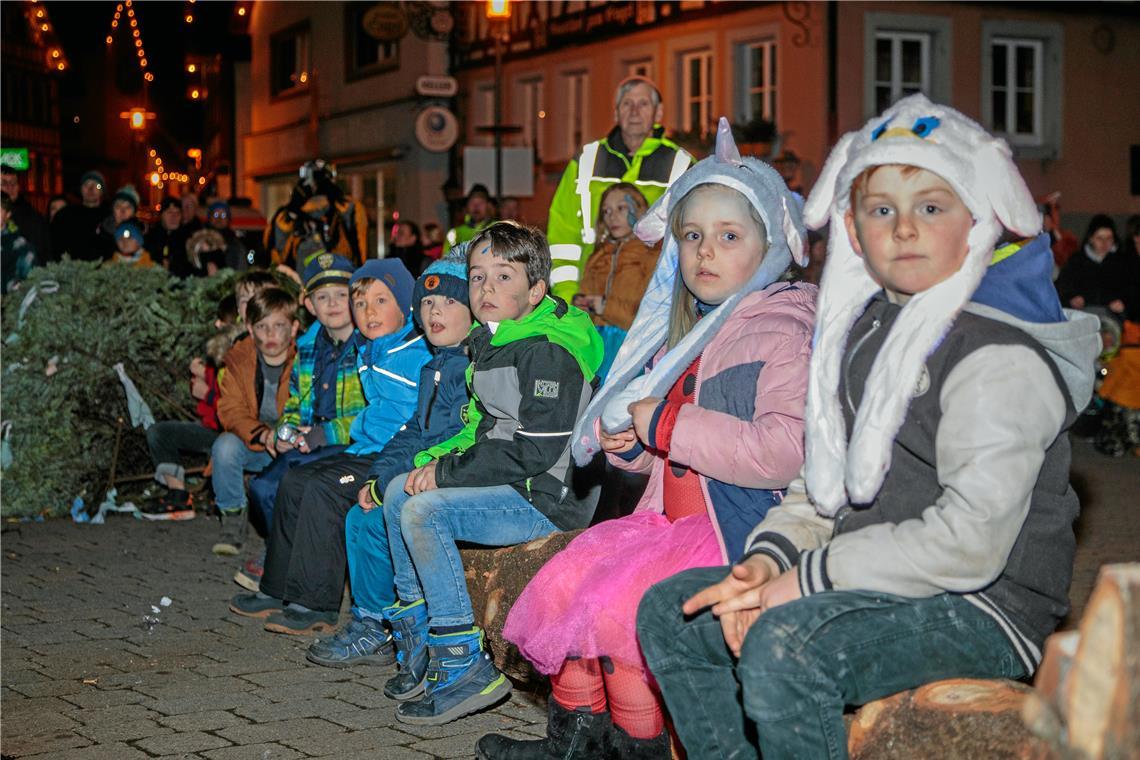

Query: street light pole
[[486, 0, 511, 210]]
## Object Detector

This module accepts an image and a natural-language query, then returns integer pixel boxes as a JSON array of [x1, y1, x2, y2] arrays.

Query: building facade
[[451, 0, 1139, 231], [240, 1, 454, 256]]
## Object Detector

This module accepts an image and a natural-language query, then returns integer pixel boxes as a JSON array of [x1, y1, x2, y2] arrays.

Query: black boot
[[610, 724, 670, 759], [475, 700, 613, 759]]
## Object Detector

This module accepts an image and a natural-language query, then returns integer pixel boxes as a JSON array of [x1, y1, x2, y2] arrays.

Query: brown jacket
[[217, 335, 296, 449], [579, 237, 661, 331]]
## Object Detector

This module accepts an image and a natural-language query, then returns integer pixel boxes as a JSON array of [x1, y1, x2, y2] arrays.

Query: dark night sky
[[47, 0, 242, 174]]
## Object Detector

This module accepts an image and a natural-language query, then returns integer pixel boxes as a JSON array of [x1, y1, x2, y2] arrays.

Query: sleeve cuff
[[797, 547, 834, 596], [741, 532, 802, 573], [647, 400, 681, 451], [614, 440, 646, 462], [367, 479, 383, 505]]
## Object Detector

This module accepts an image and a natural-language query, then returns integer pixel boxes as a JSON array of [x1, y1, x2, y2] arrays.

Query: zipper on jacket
[[423, 369, 442, 430], [843, 318, 881, 417]]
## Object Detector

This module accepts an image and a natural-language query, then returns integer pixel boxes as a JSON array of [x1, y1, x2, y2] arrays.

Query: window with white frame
[[270, 23, 311, 98], [626, 57, 654, 80], [518, 76, 545, 160], [989, 37, 1043, 144], [680, 49, 713, 135], [873, 31, 930, 113], [739, 39, 777, 124], [981, 20, 1062, 158], [563, 70, 589, 157]]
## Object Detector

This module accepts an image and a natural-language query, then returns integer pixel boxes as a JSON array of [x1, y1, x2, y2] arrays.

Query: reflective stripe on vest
[[576, 141, 602, 245]]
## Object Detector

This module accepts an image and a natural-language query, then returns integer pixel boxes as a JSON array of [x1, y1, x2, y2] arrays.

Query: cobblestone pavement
[[2, 439, 1137, 758]]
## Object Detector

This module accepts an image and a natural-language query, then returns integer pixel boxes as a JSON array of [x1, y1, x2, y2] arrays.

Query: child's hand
[[628, 397, 663, 444], [404, 461, 439, 495], [683, 554, 780, 657], [572, 294, 591, 310], [189, 357, 207, 377], [358, 484, 376, 511], [274, 435, 294, 454], [600, 428, 637, 454], [258, 427, 278, 456], [190, 375, 210, 401], [294, 426, 313, 454], [1069, 295, 1086, 309]]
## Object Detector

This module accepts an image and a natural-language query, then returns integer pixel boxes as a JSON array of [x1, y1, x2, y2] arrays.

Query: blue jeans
[[209, 432, 273, 512], [345, 504, 395, 620], [637, 567, 1029, 760], [383, 472, 559, 628], [248, 445, 347, 532]]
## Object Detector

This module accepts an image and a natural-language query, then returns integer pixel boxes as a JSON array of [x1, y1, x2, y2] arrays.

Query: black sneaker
[[229, 592, 284, 618], [263, 607, 339, 635], [137, 489, 195, 521], [212, 507, 248, 555]]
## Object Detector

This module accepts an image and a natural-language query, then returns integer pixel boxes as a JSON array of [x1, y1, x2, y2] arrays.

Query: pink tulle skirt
[[503, 510, 723, 675]]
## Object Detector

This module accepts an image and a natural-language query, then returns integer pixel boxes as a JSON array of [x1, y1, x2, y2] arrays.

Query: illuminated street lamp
[[119, 107, 155, 131]]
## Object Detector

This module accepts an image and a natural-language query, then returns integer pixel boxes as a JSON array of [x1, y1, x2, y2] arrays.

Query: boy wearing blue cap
[[111, 220, 154, 267], [232, 254, 369, 574], [230, 258, 433, 635], [307, 249, 474, 667]]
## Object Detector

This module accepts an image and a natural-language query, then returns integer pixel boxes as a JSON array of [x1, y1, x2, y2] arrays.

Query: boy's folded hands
[[404, 460, 439, 495]]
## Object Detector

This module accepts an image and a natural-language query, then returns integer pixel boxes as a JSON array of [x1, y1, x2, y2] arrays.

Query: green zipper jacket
[[420, 296, 604, 530], [546, 124, 692, 301]]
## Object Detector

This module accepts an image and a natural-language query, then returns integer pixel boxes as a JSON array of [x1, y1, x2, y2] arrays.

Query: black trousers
[[259, 452, 373, 612]]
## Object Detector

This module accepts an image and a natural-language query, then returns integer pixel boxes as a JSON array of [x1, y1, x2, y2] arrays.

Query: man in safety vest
[[442, 183, 496, 255], [546, 76, 693, 301]]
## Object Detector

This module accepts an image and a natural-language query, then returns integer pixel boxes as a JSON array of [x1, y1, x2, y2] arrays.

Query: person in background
[[0, 167, 50, 262], [1, 191, 36, 292], [1055, 214, 1130, 318], [110, 220, 154, 268], [48, 194, 68, 223], [546, 76, 693, 302], [498, 197, 521, 223], [1038, 192, 1079, 275], [50, 170, 109, 262], [266, 159, 368, 268], [207, 201, 251, 271], [442, 184, 495, 255], [181, 193, 203, 236], [391, 220, 426, 275], [179, 229, 228, 278], [95, 185, 143, 261], [145, 196, 187, 271], [1120, 214, 1140, 323], [421, 222, 444, 262]]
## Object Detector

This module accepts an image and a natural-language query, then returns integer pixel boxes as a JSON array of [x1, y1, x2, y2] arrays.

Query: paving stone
[[407, 730, 496, 758], [200, 744, 305, 760], [308, 751, 432, 760], [147, 691, 273, 716], [282, 726, 416, 756], [215, 716, 346, 745], [0, 728, 92, 757], [64, 703, 162, 726], [133, 730, 234, 755], [59, 686, 147, 708], [231, 696, 351, 723], [157, 710, 251, 732], [239, 666, 357, 688], [19, 742, 151, 760], [247, 680, 382, 705], [384, 707, 529, 740], [74, 717, 173, 743], [321, 706, 413, 731]]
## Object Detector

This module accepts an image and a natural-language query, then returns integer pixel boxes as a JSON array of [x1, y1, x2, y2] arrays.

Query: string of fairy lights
[[106, 0, 154, 83], [27, 1, 69, 72]]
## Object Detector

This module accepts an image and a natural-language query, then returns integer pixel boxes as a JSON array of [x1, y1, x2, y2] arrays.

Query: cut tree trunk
[[846, 679, 1057, 759], [460, 530, 583, 687], [1059, 563, 1140, 759]]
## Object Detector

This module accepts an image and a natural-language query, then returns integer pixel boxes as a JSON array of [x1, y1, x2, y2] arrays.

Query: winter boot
[[395, 627, 512, 726], [382, 599, 430, 700], [610, 724, 671, 759], [475, 699, 614, 759], [307, 612, 395, 667]]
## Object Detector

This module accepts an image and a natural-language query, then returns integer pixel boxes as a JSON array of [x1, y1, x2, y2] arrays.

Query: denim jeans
[[345, 504, 396, 620], [637, 566, 1029, 760], [248, 444, 347, 532], [209, 432, 273, 512], [383, 472, 558, 628]]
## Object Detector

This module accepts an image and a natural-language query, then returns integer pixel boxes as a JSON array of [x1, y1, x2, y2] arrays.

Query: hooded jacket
[[610, 282, 816, 560], [346, 321, 432, 456], [579, 236, 661, 332], [278, 322, 367, 448], [547, 124, 692, 301], [426, 296, 604, 530], [217, 336, 296, 449], [742, 247, 1100, 674], [365, 344, 469, 503]]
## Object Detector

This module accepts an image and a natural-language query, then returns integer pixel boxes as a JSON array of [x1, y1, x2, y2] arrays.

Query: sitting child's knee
[[211, 432, 244, 461]]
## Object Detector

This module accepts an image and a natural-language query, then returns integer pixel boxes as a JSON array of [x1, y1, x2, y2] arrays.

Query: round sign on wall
[[363, 3, 408, 42], [415, 106, 459, 153]]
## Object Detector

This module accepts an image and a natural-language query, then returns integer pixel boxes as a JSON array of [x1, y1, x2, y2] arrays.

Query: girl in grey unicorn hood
[[476, 119, 816, 759]]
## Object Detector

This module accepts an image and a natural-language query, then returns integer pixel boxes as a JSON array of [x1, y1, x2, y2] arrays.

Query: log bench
[[461, 531, 1138, 759]]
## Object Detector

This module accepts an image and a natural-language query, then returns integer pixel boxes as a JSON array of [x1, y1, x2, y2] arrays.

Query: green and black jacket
[[418, 296, 603, 530]]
